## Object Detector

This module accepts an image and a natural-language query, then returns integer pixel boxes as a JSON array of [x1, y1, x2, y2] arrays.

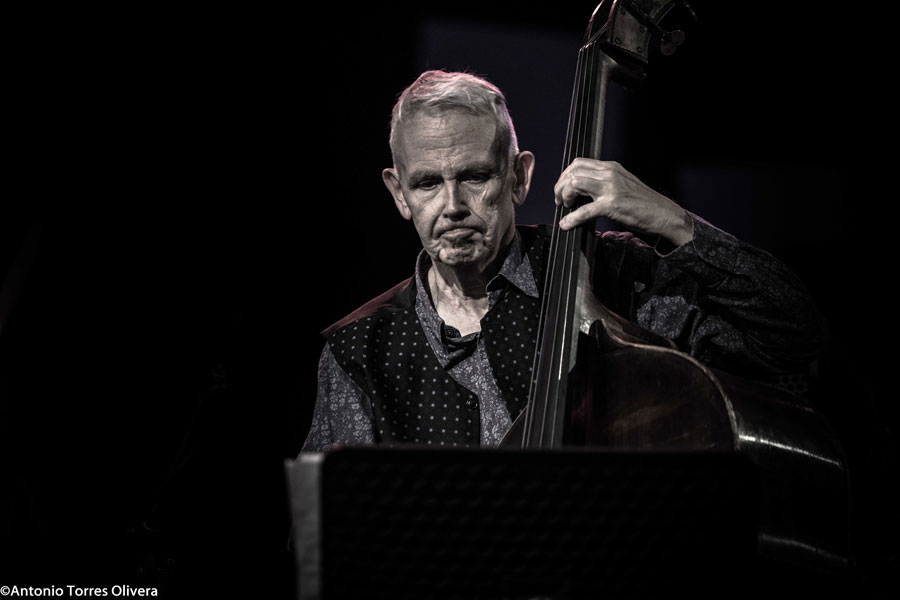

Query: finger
[[554, 158, 622, 203], [554, 174, 610, 207], [558, 198, 607, 230]]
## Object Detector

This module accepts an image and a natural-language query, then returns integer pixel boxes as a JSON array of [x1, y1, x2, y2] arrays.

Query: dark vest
[[324, 226, 550, 446]]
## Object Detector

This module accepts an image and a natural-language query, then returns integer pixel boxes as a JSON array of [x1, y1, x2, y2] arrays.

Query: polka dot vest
[[326, 226, 550, 446]]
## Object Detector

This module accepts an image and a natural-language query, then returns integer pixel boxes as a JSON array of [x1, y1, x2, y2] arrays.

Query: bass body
[[501, 0, 851, 573]]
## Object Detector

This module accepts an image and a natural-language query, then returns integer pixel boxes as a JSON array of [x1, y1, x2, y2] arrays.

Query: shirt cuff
[[656, 212, 749, 285]]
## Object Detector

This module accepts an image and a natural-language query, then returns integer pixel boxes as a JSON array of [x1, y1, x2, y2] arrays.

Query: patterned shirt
[[302, 214, 828, 452]]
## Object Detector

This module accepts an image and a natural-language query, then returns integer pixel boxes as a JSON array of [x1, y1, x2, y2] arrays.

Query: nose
[[441, 180, 469, 219]]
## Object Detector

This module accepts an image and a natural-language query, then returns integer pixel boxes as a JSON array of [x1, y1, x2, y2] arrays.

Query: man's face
[[383, 109, 533, 271]]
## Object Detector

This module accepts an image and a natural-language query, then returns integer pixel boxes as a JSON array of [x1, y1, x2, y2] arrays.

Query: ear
[[511, 151, 535, 207], [382, 167, 412, 220]]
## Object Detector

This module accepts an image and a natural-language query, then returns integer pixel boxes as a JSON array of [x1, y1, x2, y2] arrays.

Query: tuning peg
[[660, 30, 685, 56]]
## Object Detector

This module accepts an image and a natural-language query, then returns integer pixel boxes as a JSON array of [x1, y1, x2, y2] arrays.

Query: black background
[[2, 2, 895, 598]]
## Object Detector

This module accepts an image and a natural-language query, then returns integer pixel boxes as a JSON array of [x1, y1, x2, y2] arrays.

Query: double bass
[[501, 0, 851, 574]]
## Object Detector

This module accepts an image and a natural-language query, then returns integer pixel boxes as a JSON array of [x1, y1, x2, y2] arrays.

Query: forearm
[[597, 213, 830, 377]]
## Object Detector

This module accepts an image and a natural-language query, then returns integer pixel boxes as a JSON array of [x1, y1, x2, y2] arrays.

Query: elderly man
[[301, 70, 827, 452]]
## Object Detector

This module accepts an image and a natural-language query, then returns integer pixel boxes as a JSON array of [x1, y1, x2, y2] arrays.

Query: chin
[[437, 250, 479, 266]]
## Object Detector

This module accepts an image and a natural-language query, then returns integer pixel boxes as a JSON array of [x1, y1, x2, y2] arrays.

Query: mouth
[[440, 227, 478, 241]]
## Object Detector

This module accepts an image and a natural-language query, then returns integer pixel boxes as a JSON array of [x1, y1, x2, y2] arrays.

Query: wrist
[[664, 207, 694, 247]]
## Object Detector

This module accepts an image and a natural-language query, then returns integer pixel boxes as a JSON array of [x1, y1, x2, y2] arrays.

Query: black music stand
[[286, 447, 760, 600]]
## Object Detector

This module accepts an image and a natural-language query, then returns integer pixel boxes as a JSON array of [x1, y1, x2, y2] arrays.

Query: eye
[[461, 171, 491, 184], [413, 177, 441, 191]]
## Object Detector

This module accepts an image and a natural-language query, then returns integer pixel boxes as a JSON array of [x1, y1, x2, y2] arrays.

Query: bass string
[[524, 38, 600, 448], [522, 43, 583, 447], [549, 39, 600, 447]]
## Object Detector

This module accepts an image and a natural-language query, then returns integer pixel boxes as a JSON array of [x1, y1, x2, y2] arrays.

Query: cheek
[[468, 182, 499, 205], [480, 189, 513, 227], [466, 184, 504, 218], [407, 203, 441, 236]]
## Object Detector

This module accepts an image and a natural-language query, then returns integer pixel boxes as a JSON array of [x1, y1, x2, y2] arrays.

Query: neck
[[427, 240, 513, 336], [427, 264, 489, 336], [430, 260, 492, 299]]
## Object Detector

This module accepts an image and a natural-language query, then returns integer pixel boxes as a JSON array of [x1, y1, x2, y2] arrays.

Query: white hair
[[388, 70, 519, 168]]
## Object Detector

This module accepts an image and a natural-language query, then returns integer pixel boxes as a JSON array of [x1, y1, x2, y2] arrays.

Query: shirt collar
[[489, 231, 540, 299]]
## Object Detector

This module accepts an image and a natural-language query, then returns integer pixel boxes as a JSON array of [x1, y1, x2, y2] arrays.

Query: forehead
[[395, 109, 499, 174]]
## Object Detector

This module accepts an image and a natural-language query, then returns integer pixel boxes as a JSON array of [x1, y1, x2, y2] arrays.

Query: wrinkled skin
[[383, 110, 534, 275]]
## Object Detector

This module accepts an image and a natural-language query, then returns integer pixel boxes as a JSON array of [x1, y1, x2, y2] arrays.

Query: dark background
[[2, 2, 895, 598]]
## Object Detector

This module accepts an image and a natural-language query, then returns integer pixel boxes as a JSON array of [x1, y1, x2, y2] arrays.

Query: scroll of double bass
[[501, 0, 851, 571]]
